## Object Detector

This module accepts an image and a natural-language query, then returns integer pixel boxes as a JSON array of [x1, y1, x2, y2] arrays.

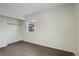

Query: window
[[27, 16, 35, 32]]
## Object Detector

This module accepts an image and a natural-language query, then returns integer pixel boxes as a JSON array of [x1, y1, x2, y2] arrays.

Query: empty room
[[0, 3, 79, 56]]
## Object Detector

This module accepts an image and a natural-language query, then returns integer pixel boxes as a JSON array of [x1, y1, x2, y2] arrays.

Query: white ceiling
[[0, 3, 68, 20]]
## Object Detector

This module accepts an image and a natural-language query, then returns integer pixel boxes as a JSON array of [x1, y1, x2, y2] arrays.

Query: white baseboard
[[0, 44, 8, 48], [23, 39, 75, 53], [8, 40, 21, 45], [0, 39, 22, 48]]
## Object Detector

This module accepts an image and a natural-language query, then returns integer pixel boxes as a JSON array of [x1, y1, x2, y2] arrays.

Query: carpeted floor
[[0, 41, 74, 56]]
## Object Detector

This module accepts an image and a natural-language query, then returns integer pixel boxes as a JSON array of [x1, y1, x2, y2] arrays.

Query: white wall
[[0, 4, 2, 15], [75, 4, 79, 56], [23, 4, 75, 52], [0, 16, 22, 47], [0, 16, 7, 47]]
